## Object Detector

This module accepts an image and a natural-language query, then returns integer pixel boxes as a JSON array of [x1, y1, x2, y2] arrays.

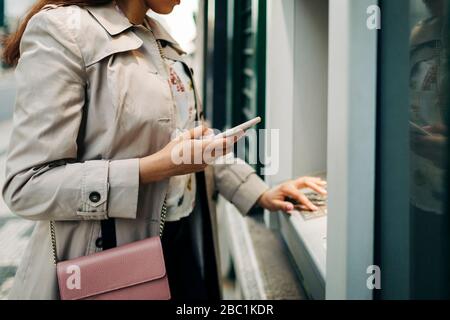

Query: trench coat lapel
[[85, 4, 203, 118], [86, 3, 186, 56]]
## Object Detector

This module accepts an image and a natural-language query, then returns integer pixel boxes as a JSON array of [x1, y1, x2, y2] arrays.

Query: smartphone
[[409, 121, 433, 137], [215, 117, 262, 139]]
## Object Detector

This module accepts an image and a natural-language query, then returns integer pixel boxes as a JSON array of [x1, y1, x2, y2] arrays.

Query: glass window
[[377, 0, 450, 300], [408, 0, 449, 299]]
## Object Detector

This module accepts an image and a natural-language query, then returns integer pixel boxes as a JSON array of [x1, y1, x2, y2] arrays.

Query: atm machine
[[265, 0, 378, 300]]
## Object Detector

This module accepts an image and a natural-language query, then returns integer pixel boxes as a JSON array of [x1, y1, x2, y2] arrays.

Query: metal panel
[[293, 0, 329, 178], [264, 0, 296, 230], [326, 0, 378, 300]]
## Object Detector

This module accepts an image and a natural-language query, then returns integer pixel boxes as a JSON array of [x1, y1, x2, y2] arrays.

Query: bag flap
[[57, 237, 166, 300]]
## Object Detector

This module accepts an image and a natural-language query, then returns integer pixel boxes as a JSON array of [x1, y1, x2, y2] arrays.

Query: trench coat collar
[[86, 2, 186, 55]]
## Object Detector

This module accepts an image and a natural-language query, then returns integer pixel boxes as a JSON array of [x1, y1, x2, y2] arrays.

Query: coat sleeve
[[2, 10, 139, 221], [213, 154, 270, 215]]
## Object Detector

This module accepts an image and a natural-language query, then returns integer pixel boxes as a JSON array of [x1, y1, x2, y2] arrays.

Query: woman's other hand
[[258, 177, 327, 213], [410, 124, 448, 168], [139, 125, 244, 184]]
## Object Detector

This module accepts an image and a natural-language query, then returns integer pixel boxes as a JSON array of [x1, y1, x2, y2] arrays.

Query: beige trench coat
[[2, 3, 269, 300]]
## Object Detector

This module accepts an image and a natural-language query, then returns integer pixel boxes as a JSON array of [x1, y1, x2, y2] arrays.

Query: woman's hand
[[258, 177, 327, 213], [139, 125, 244, 184], [410, 125, 447, 168]]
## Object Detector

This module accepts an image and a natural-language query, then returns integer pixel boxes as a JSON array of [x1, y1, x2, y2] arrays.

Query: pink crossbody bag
[[50, 202, 171, 300]]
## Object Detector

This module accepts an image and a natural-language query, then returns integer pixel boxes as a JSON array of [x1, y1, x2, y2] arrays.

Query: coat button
[[95, 237, 103, 248], [89, 192, 101, 203]]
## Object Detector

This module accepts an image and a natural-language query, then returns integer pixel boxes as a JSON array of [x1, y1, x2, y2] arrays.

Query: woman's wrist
[[257, 191, 275, 211], [139, 153, 174, 184]]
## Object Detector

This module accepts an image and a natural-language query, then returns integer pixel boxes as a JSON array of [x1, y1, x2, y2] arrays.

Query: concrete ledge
[[217, 196, 306, 300]]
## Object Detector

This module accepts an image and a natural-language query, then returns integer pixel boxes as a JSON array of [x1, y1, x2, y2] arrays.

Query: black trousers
[[161, 214, 208, 301]]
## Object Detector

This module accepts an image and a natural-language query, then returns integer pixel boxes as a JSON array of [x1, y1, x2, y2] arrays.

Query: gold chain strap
[[50, 220, 57, 265], [159, 199, 168, 237], [50, 200, 168, 266], [150, 23, 169, 238], [149, 28, 169, 78], [153, 32, 166, 60]]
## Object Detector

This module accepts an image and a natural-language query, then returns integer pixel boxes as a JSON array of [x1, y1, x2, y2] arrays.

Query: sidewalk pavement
[[0, 120, 35, 300]]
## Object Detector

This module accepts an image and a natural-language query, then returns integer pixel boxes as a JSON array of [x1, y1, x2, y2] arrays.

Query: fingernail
[[286, 204, 294, 211]]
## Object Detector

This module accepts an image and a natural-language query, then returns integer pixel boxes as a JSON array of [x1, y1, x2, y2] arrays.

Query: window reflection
[[409, 0, 449, 298]]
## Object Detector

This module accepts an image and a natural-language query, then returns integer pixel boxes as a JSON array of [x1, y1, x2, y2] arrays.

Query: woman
[[1, 0, 327, 300]]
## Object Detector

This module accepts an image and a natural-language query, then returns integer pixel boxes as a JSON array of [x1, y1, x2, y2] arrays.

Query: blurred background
[[0, 0, 34, 299], [0, 0, 449, 300]]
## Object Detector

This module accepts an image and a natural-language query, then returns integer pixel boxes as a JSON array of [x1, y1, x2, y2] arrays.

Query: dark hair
[[2, 0, 112, 66]]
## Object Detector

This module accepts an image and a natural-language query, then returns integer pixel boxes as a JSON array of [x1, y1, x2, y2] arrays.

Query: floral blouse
[[164, 58, 198, 221]]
